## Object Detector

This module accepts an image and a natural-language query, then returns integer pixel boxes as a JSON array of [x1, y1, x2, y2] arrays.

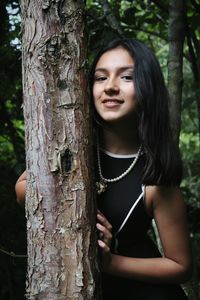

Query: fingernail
[[98, 240, 105, 247], [97, 214, 103, 220], [96, 223, 102, 230]]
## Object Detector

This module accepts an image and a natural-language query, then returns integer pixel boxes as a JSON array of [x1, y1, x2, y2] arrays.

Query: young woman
[[16, 38, 192, 299], [91, 38, 191, 299]]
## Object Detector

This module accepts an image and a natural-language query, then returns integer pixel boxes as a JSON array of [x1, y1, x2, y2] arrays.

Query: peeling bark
[[20, 1, 99, 299], [168, 0, 186, 144]]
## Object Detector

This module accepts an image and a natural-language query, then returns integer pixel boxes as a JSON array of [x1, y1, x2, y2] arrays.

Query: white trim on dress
[[116, 185, 145, 235], [113, 185, 145, 253], [100, 148, 138, 159]]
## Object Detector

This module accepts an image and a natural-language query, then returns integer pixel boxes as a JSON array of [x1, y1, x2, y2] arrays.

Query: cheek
[[92, 85, 101, 103], [127, 85, 137, 101], [92, 87, 98, 110], [92, 85, 96, 100]]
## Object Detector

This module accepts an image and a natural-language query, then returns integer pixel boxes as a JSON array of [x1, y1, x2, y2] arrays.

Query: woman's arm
[[97, 185, 192, 284], [15, 170, 26, 206]]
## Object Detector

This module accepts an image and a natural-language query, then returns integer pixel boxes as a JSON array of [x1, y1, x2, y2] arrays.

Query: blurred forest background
[[0, 0, 200, 299]]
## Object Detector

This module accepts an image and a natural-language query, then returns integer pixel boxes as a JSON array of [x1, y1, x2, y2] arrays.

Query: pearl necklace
[[96, 144, 142, 194]]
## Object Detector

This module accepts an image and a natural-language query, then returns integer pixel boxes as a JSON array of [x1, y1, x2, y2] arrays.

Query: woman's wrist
[[102, 253, 117, 275]]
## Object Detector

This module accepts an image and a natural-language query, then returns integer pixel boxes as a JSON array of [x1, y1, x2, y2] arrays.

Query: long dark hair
[[89, 38, 182, 186]]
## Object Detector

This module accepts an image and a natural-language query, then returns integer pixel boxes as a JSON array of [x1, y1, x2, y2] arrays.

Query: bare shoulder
[[15, 170, 26, 206], [144, 185, 185, 217]]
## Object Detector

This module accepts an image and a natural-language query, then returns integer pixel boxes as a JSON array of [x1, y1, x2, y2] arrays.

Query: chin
[[99, 112, 123, 122], [101, 117, 122, 123]]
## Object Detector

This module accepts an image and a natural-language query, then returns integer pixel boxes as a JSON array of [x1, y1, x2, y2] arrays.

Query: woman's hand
[[96, 211, 113, 272]]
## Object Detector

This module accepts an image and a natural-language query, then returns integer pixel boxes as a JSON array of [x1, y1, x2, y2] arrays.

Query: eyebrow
[[95, 66, 134, 72]]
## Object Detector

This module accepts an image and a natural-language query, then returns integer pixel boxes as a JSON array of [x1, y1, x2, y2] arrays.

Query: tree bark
[[168, 0, 186, 144], [20, 1, 98, 299]]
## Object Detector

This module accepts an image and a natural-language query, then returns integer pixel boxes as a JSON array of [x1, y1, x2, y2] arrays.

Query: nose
[[104, 77, 119, 94]]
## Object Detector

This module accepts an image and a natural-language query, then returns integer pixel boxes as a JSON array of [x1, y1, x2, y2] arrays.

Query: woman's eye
[[94, 76, 107, 82], [121, 75, 133, 81]]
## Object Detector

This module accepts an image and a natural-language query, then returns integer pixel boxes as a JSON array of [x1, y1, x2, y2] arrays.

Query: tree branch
[[150, 0, 169, 13], [99, 0, 123, 36], [191, 30, 200, 62], [87, 10, 168, 42], [190, 0, 200, 15], [186, 25, 199, 81], [0, 247, 27, 258], [168, 0, 186, 143]]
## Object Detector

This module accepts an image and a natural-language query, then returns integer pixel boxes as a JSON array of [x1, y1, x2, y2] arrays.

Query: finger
[[99, 231, 104, 239], [97, 214, 112, 232], [96, 223, 112, 240], [96, 223, 112, 248], [97, 209, 106, 216], [98, 239, 110, 253]]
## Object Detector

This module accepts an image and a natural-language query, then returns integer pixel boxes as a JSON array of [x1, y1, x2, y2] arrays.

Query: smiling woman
[[93, 47, 137, 124], [89, 38, 192, 299]]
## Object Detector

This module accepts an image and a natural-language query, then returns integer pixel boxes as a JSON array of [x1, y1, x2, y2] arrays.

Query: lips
[[102, 99, 124, 108], [102, 98, 124, 104]]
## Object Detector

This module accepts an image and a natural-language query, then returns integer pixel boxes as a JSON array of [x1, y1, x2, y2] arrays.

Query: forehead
[[95, 47, 134, 70]]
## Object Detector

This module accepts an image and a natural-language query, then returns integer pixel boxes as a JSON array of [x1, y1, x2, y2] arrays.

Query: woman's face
[[93, 47, 137, 124]]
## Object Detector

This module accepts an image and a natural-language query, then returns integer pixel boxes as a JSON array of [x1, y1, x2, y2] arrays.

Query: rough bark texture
[[168, 0, 186, 144], [20, 1, 98, 299]]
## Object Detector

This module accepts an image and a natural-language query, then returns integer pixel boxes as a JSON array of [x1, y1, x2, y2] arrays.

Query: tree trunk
[[168, 0, 186, 144], [186, 23, 200, 139], [20, 1, 99, 299]]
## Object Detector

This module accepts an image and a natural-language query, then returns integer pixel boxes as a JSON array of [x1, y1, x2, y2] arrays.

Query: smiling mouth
[[102, 99, 124, 109], [102, 99, 124, 104]]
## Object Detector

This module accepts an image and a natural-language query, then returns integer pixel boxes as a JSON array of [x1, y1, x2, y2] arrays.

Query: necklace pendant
[[96, 181, 107, 194]]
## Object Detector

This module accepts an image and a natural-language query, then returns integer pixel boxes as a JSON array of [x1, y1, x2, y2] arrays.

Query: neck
[[99, 121, 140, 155]]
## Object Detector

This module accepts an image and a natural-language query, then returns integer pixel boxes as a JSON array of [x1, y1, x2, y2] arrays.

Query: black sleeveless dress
[[97, 149, 188, 300]]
